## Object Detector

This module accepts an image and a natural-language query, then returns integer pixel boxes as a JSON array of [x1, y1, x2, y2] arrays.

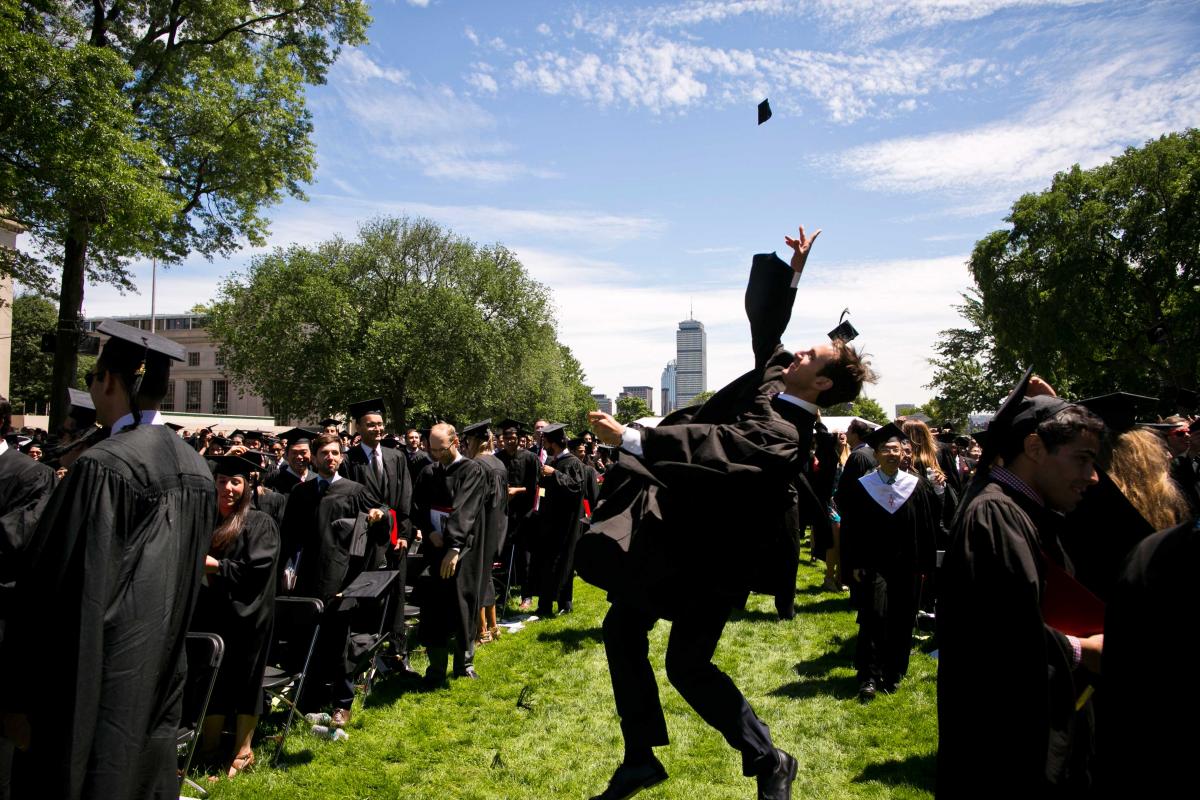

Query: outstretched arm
[[746, 224, 821, 368]]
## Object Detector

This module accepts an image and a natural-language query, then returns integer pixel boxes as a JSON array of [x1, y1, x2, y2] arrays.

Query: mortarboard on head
[[970, 428, 989, 449], [95, 319, 185, 403], [380, 433, 402, 449], [935, 431, 956, 445], [280, 426, 319, 446], [497, 418, 527, 435], [980, 367, 1074, 469], [461, 419, 492, 440], [348, 398, 387, 422], [66, 387, 97, 428], [757, 98, 772, 125], [541, 422, 567, 444], [567, 436, 586, 450], [1162, 386, 1199, 414], [319, 417, 340, 428], [209, 436, 231, 449], [865, 422, 907, 450], [1078, 392, 1159, 435], [210, 454, 262, 478], [229, 429, 248, 440], [164, 422, 184, 432]]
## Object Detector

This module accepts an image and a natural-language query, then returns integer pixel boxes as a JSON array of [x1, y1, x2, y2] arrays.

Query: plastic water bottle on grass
[[304, 712, 332, 725], [310, 725, 349, 741]]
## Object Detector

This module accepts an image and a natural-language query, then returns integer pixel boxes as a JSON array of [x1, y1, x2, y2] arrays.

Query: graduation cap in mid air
[[348, 398, 387, 422], [461, 419, 492, 440], [865, 422, 908, 450], [757, 98, 772, 125], [1078, 392, 1159, 434], [828, 309, 859, 343]]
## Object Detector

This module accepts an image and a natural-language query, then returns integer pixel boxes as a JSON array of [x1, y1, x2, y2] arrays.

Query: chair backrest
[[268, 596, 324, 673], [182, 632, 224, 727]]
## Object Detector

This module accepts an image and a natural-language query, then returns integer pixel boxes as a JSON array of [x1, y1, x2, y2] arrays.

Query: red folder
[[1040, 550, 1105, 637], [389, 508, 399, 547]]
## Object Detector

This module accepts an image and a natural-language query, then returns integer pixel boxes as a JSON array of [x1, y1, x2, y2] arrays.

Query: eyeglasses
[[1168, 429, 1191, 438]]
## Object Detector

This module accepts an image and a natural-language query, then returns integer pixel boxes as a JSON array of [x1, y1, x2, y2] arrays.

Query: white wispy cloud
[[464, 62, 499, 95], [536, 23, 552, 36], [332, 48, 409, 85], [406, 0, 430, 8], [836, 52, 1200, 196], [510, 32, 987, 122]]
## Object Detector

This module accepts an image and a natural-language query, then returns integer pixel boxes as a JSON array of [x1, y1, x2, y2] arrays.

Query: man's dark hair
[[816, 341, 877, 408], [96, 345, 171, 403], [0, 394, 11, 435], [846, 418, 873, 442], [999, 405, 1105, 462], [311, 432, 341, 452]]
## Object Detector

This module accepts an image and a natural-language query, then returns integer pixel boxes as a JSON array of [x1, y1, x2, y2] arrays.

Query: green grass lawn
[[200, 558, 937, 799]]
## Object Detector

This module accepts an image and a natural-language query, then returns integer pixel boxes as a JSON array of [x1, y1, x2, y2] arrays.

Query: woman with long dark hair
[[191, 455, 280, 781]]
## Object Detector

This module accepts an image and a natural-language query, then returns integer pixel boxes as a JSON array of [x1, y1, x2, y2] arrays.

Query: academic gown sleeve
[[445, 462, 488, 552], [216, 511, 280, 612]]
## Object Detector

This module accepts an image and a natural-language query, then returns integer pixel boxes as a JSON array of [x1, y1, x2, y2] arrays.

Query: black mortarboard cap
[[970, 428, 989, 449], [280, 426, 319, 445], [757, 98, 772, 125], [935, 431, 956, 444], [229, 429, 248, 439], [164, 422, 184, 432], [348, 398, 387, 421], [865, 422, 907, 450], [380, 434, 401, 449], [542, 422, 567, 444], [978, 367, 1072, 470], [318, 417, 341, 428], [1078, 392, 1159, 434], [828, 320, 859, 342], [96, 319, 186, 362], [209, 436, 231, 449], [339, 569, 400, 599], [461, 419, 492, 440], [210, 454, 262, 477], [1162, 386, 1199, 414], [66, 388, 96, 428], [497, 417, 526, 434]]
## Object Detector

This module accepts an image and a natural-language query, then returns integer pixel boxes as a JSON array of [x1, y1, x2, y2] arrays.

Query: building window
[[185, 380, 202, 412], [166, 317, 190, 331], [211, 380, 228, 415], [161, 380, 176, 412], [187, 351, 200, 367], [214, 350, 225, 367]]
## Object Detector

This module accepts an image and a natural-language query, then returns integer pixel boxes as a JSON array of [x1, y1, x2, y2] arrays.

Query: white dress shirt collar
[[774, 392, 820, 416], [112, 409, 163, 434]]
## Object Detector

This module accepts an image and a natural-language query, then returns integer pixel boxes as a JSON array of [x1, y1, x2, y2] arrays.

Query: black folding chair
[[261, 596, 323, 764], [342, 569, 400, 697], [178, 632, 224, 798]]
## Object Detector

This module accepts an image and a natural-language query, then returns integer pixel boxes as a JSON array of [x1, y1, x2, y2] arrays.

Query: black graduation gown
[[1168, 454, 1200, 515], [476, 453, 509, 607], [281, 476, 383, 601], [937, 481, 1093, 797], [840, 470, 936, 683], [339, 444, 414, 566], [404, 447, 433, 483], [412, 458, 489, 649], [580, 252, 815, 619], [252, 486, 289, 532], [2, 425, 215, 800], [1060, 470, 1154, 601], [190, 510, 280, 716], [497, 446, 539, 538], [262, 465, 309, 495], [1098, 519, 1198, 797], [536, 451, 586, 604], [0, 447, 56, 641]]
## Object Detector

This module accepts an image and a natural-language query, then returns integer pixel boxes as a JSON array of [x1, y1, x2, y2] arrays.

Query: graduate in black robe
[[0, 320, 215, 800], [338, 399, 417, 676], [464, 421, 509, 643], [839, 423, 936, 699], [581, 227, 874, 800], [260, 427, 318, 496], [403, 428, 433, 482], [533, 423, 586, 616], [282, 433, 388, 724], [938, 375, 1105, 797], [1098, 518, 1199, 797], [496, 419, 539, 606], [190, 455, 279, 779], [412, 423, 490, 682]]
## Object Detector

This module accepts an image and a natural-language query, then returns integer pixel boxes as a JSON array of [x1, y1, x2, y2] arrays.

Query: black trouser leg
[[602, 603, 669, 751], [854, 572, 887, 684], [301, 609, 353, 710], [384, 545, 410, 660], [882, 572, 919, 684], [664, 602, 776, 777]]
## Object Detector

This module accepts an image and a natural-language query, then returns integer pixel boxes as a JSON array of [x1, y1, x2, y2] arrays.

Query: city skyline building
[[675, 316, 706, 407], [660, 359, 677, 416], [591, 393, 613, 415], [619, 385, 655, 415]]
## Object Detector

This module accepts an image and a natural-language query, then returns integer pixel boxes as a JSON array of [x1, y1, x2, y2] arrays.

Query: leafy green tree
[[822, 394, 889, 425], [7, 293, 93, 413], [689, 389, 716, 406], [615, 394, 652, 425], [928, 129, 1200, 412], [0, 0, 370, 428], [207, 216, 596, 430]]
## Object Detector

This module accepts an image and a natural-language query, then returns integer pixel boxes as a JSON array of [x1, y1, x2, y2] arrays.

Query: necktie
[[371, 448, 382, 478], [318, 478, 329, 495]]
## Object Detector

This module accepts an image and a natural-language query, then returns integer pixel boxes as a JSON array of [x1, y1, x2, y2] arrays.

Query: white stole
[[858, 469, 918, 515]]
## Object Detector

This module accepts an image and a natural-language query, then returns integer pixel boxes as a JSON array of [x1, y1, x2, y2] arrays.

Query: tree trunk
[[49, 221, 88, 431]]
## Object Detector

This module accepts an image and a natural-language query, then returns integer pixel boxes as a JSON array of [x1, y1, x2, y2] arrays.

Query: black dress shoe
[[858, 680, 877, 702], [454, 666, 480, 680], [557, 603, 573, 615], [589, 758, 668, 800], [756, 749, 798, 800]]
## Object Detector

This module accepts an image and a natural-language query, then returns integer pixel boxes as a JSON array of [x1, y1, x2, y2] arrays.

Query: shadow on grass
[[795, 583, 836, 596], [729, 607, 786, 623], [270, 747, 317, 769], [362, 673, 428, 708], [852, 751, 937, 791], [769, 673, 860, 700], [536, 625, 604, 652], [792, 635, 857, 678]]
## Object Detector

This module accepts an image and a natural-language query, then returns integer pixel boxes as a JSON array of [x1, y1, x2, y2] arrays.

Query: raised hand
[[784, 225, 822, 274]]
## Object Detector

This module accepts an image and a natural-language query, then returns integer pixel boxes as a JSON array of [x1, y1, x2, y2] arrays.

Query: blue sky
[[75, 0, 1200, 415]]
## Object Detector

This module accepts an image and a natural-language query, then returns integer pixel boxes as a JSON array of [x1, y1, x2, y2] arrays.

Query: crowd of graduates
[[1, 231, 1198, 800]]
